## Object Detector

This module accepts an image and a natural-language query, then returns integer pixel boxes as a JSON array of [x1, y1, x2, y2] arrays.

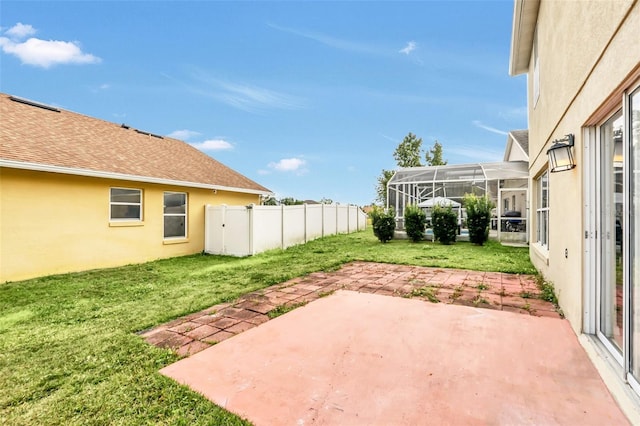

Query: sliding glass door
[[629, 88, 640, 382], [592, 86, 640, 392], [598, 111, 624, 355]]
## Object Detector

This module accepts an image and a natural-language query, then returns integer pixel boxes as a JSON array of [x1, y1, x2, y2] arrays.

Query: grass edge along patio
[[1, 230, 543, 425]]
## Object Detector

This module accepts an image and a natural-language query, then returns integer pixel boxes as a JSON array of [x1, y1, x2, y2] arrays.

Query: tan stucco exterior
[[0, 168, 260, 282], [520, 0, 639, 332]]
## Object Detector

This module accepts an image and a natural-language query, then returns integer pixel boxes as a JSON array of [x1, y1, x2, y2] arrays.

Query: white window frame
[[109, 187, 142, 221], [536, 170, 549, 249], [163, 191, 187, 239]]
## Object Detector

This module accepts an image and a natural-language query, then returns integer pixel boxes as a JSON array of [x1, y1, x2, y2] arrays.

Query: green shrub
[[368, 205, 386, 230], [370, 207, 396, 243], [404, 204, 426, 242], [463, 194, 495, 245], [432, 205, 457, 244]]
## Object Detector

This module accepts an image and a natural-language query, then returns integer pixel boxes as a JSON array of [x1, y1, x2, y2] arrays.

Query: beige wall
[[527, 0, 639, 332], [0, 168, 260, 282], [505, 148, 528, 162]]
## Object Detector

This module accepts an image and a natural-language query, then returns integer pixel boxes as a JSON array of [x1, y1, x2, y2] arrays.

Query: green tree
[[280, 197, 304, 205], [320, 197, 333, 204], [262, 196, 278, 205], [376, 133, 448, 206], [425, 140, 448, 166], [394, 132, 424, 167], [375, 169, 395, 206]]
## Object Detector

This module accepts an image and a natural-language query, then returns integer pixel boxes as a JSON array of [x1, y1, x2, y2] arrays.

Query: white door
[[597, 111, 625, 358], [588, 86, 640, 392]]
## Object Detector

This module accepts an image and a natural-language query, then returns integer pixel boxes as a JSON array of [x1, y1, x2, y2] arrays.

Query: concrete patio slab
[[161, 290, 628, 425]]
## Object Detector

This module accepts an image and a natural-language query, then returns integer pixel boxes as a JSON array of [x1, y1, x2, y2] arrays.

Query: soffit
[[509, 0, 541, 76]]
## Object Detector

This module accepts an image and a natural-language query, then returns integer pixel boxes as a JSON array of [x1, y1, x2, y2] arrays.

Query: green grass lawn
[[0, 229, 535, 425]]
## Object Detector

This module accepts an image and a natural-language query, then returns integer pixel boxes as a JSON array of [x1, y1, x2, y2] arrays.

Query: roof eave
[[0, 159, 273, 197], [503, 137, 514, 162], [509, 0, 541, 76]]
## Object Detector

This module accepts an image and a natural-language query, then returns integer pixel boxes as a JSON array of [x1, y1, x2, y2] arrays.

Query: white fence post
[[204, 205, 211, 253], [248, 204, 255, 256], [281, 204, 285, 249], [304, 203, 308, 243], [221, 204, 227, 254]]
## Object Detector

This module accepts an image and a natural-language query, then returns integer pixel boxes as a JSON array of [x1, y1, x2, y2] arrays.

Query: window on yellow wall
[[110, 188, 142, 221], [164, 192, 187, 239], [536, 170, 549, 249]]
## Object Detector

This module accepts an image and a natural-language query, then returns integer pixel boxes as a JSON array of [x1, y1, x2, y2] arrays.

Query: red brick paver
[[139, 261, 561, 356]]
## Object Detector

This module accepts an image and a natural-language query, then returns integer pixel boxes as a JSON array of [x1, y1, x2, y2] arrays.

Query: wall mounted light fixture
[[547, 134, 576, 172]]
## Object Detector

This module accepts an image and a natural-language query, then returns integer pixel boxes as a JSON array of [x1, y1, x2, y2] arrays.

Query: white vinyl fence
[[205, 204, 367, 256]]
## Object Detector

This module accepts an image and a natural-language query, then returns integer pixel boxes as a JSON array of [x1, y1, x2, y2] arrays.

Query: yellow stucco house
[[0, 93, 272, 283], [510, 0, 640, 415]]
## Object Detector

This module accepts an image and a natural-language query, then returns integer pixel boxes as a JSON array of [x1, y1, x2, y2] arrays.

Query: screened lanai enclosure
[[387, 161, 529, 243]]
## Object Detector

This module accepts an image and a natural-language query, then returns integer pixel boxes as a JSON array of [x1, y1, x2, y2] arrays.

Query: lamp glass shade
[[548, 143, 576, 172]]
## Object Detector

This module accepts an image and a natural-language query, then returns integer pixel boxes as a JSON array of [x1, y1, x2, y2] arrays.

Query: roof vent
[[121, 123, 130, 129], [9, 95, 60, 112], [135, 129, 164, 139]]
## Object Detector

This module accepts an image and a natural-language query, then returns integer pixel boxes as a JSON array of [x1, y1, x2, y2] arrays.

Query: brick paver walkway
[[140, 261, 562, 357]]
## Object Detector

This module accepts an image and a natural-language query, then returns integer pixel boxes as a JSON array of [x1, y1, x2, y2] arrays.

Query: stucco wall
[[0, 168, 260, 282], [527, 0, 639, 332], [528, 0, 633, 159], [505, 146, 528, 162]]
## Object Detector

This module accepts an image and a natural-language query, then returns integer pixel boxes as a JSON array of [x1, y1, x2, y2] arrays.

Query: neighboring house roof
[[504, 129, 529, 162], [0, 94, 272, 195], [509, 0, 540, 75]]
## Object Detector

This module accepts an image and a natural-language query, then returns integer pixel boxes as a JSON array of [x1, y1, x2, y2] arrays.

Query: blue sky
[[0, 1, 527, 206]]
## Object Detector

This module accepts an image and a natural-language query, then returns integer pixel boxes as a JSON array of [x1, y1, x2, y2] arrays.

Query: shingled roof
[[509, 129, 529, 155], [503, 129, 529, 162], [0, 93, 271, 195]]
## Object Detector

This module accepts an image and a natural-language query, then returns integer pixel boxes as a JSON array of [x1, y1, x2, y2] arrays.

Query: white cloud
[[379, 133, 400, 143], [0, 23, 100, 68], [91, 83, 110, 93], [257, 169, 271, 175], [167, 129, 202, 141], [188, 69, 305, 112], [5, 23, 36, 39], [218, 80, 303, 111], [0, 37, 101, 68], [268, 22, 381, 55], [399, 41, 417, 55], [268, 157, 307, 174], [472, 120, 508, 136], [190, 139, 234, 151]]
